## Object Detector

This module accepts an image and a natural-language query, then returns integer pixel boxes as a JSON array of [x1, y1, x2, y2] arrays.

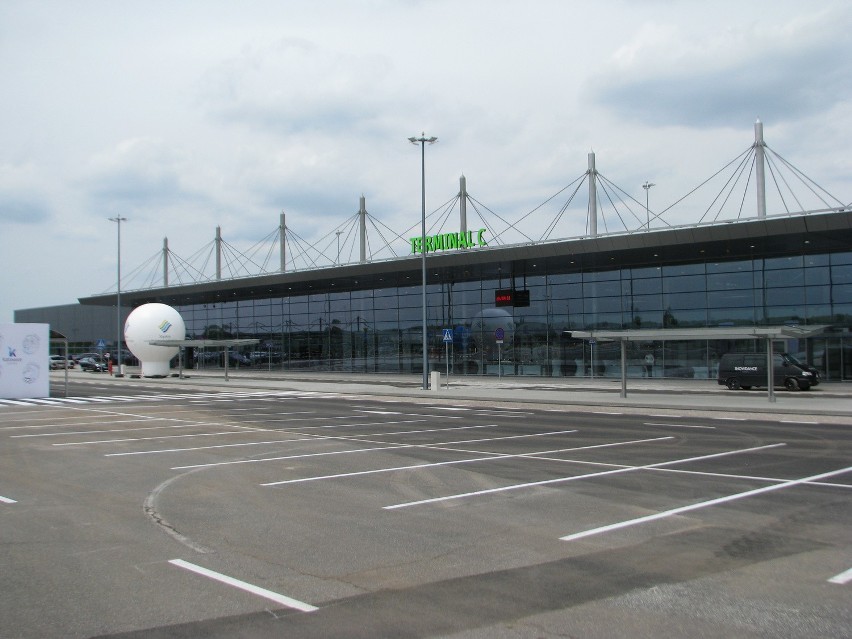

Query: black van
[[718, 353, 817, 391]]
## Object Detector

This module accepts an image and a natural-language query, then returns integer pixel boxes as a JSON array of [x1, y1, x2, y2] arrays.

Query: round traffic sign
[[495, 327, 505, 340]]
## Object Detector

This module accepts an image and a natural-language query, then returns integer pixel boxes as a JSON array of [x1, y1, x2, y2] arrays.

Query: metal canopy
[[147, 339, 260, 348], [566, 325, 828, 402], [568, 325, 828, 342], [147, 338, 259, 381]]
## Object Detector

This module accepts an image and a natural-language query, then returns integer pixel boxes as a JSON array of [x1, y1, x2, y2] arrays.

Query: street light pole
[[409, 132, 438, 390], [108, 216, 128, 376], [642, 181, 655, 230], [335, 230, 343, 265]]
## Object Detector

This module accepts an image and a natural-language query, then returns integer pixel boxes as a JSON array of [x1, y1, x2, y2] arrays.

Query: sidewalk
[[77, 368, 852, 420]]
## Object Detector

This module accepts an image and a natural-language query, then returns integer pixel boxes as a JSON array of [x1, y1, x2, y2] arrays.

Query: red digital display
[[495, 289, 530, 307], [495, 291, 513, 306]]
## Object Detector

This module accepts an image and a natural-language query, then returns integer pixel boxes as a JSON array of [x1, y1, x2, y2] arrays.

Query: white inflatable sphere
[[124, 303, 186, 376], [470, 308, 515, 336]]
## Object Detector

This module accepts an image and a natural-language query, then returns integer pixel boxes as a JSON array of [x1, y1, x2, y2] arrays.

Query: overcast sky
[[2, 0, 851, 322]]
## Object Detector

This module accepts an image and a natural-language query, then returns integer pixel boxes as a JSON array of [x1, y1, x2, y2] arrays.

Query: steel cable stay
[[394, 194, 460, 241], [696, 147, 756, 224], [366, 215, 404, 259], [595, 182, 610, 235], [765, 145, 846, 211], [500, 175, 586, 243], [100, 249, 159, 294], [244, 226, 282, 273], [765, 153, 801, 214], [662, 147, 752, 223], [284, 228, 323, 271], [105, 133, 849, 293], [539, 195, 574, 242], [704, 148, 757, 224], [466, 197, 506, 246], [166, 249, 212, 286], [219, 239, 269, 279], [597, 178, 631, 234], [466, 198, 501, 246], [337, 214, 362, 265], [308, 213, 360, 266], [469, 194, 535, 244], [594, 174, 657, 235], [428, 195, 460, 237]]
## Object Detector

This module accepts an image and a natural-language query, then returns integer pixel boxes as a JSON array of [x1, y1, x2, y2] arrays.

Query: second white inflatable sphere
[[124, 303, 186, 377]]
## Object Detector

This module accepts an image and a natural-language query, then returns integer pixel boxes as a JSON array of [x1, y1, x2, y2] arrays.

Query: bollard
[[430, 370, 440, 392]]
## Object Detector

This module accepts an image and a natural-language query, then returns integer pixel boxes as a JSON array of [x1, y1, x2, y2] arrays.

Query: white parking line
[[560, 464, 852, 542], [105, 423, 490, 457], [384, 443, 785, 510], [644, 422, 716, 430], [171, 426, 565, 470], [11, 420, 183, 438], [52, 429, 249, 446], [262, 436, 675, 487], [168, 559, 317, 612], [828, 567, 852, 585], [0, 495, 17, 504]]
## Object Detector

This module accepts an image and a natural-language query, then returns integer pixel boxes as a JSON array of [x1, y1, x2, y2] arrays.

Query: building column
[[588, 152, 598, 237], [755, 119, 767, 219]]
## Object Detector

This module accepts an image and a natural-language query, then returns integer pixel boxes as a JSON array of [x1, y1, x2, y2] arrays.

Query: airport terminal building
[[63, 208, 852, 382]]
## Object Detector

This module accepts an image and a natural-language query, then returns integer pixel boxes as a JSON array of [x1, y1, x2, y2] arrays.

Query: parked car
[[73, 352, 103, 363], [78, 356, 107, 372], [49, 355, 75, 370], [718, 352, 816, 391], [782, 353, 821, 386]]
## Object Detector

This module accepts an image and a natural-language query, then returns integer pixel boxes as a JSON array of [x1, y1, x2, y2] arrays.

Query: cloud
[[588, 7, 852, 127], [198, 37, 402, 136], [80, 137, 210, 215], [0, 193, 50, 224]]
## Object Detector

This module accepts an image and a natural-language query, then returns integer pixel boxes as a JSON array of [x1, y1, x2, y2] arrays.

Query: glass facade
[[177, 249, 852, 381]]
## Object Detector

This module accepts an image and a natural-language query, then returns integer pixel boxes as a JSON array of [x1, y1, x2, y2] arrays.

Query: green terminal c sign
[[410, 228, 487, 255]]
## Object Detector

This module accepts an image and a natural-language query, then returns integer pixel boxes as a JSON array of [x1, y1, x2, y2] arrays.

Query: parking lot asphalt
[[10, 370, 849, 637], [54, 368, 852, 420]]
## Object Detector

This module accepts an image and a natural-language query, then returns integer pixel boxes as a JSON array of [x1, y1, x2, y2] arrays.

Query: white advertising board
[[0, 323, 50, 399]]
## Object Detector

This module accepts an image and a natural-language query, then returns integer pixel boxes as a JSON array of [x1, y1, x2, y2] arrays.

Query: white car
[[49, 355, 75, 370]]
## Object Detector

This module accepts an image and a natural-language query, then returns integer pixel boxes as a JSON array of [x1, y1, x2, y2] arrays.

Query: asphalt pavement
[[55, 367, 852, 419]]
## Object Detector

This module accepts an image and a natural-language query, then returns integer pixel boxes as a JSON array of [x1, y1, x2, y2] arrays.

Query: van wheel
[[726, 378, 740, 390], [784, 378, 799, 391]]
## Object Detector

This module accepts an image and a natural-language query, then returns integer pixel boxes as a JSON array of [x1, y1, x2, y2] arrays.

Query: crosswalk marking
[[0, 390, 349, 409]]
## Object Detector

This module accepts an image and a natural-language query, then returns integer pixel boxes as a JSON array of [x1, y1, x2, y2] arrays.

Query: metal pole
[[590, 341, 595, 379], [767, 337, 776, 403], [215, 225, 222, 280], [620, 339, 627, 398], [409, 133, 438, 390], [359, 195, 367, 263], [755, 119, 767, 219], [643, 181, 655, 230], [108, 216, 127, 377], [163, 237, 169, 287], [280, 212, 286, 272], [445, 341, 450, 388], [459, 174, 467, 235], [588, 152, 597, 237]]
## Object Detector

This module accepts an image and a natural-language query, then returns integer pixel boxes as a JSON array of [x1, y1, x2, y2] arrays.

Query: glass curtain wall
[[176, 249, 852, 380]]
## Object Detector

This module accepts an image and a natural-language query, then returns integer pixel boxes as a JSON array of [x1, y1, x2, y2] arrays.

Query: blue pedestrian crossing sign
[[442, 328, 453, 343], [96, 339, 107, 350]]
